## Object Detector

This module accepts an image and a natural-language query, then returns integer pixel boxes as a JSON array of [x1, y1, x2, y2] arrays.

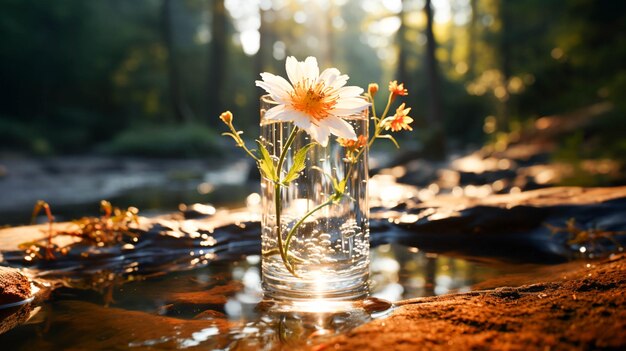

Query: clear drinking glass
[[259, 95, 370, 301]]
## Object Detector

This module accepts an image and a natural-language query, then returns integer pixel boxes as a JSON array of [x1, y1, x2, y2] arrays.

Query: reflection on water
[[0, 243, 506, 350], [371, 244, 485, 300]]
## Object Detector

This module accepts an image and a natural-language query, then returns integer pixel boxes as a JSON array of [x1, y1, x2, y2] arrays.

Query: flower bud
[[219, 111, 233, 124], [368, 83, 379, 97]]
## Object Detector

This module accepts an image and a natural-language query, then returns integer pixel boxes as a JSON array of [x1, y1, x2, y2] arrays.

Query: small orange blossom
[[385, 103, 413, 132], [337, 135, 368, 152], [388, 80, 408, 97]]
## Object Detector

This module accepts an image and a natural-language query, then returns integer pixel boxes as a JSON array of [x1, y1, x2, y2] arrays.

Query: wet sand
[[317, 254, 626, 351]]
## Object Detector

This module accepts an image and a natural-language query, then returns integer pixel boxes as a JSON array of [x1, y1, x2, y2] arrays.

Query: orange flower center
[[290, 81, 337, 121], [390, 117, 404, 131]]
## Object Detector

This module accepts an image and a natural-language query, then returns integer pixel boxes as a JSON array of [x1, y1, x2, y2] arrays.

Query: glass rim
[[260, 94, 276, 105]]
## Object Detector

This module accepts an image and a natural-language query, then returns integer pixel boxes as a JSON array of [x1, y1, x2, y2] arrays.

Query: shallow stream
[[0, 239, 543, 350], [2, 156, 620, 349]]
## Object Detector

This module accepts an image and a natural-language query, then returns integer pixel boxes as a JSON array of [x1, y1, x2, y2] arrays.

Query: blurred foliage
[[0, 0, 624, 158], [98, 123, 222, 158]]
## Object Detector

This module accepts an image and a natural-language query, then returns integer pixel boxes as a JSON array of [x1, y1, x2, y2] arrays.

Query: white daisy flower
[[255, 56, 370, 147]]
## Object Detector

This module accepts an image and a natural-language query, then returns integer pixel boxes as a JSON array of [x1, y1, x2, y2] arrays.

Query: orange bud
[[368, 83, 379, 96], [219, 111, 233, 124]]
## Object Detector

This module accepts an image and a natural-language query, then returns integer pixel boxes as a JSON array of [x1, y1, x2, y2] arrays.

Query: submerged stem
[[283, 198, 335, 268], [274, 127, 299, 276], [282, 145, 364, 270]]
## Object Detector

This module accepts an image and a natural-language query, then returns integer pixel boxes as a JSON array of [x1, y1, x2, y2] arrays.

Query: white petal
[[335, 97, 370, 109], [255, 80, 288, 104], [318, 68, 340, 86], [285, 56, 300, 85], [333, 108, 368, 116], [331, 74, 349, 89], [263, 104, 286, 120], [308, 124, 330, 147], [270, 109, 313, 129], [260, 73, 293, 95], [286, 109, 312, 130], [338, 86, 364, 98], [332, 100, 370, 116], [303, 56, 319, 82], [270, 109, 295, 121], [321, 116, 357, 140], [294, 59, 307, 85]]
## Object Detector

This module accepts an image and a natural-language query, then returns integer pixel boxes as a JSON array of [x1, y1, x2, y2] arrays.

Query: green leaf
[[334, 178, 347, 196], [376, 134, 400, 148], [332, 176, 339, 191], [282, 143, 315, 184], [256, 141, 277, 181]]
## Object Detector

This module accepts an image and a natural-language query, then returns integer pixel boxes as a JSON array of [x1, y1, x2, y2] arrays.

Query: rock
[[0, 267, 32, 336], [2, 186, 626, 280], [372, 186, 626, 263], [360, 297, 393, 314], [0, 304, 31, 335], [166, 282, 243, 306], [0, 266, 30, 306]]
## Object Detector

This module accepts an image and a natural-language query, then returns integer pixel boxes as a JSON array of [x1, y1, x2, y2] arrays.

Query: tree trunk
[[396, 0, 408, 86], [423, 0, 446, 159], [498, 0, 511, 132], [467, 0, 478, 80], [208, 0, 226, 119], [254, 9, 267, 78], [162, 0, 193, 123], [326, 4, 335, 67]]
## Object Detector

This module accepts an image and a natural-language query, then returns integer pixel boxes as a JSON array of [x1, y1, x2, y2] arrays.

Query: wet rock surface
[[0, 185, 624, 349], [372, 186, 626, 263], [2, 186, 625, 280]]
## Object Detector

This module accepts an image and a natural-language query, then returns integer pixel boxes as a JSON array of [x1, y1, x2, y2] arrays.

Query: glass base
[[262, 259, 370, 301]]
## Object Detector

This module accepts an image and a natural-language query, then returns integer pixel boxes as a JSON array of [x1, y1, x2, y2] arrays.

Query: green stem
[[241, 144, 260, 162], [282, 145, 364, 269], [380, 93, 394, 124], [363, 91, 397, 153], [273, 182, 290, 271], [274, 127, 299, 276], [227, 124, 259, 162], [278, 127, 299, 172], [283, 198, 335, 266], [370, 93, 378, 120], [367, 122, 383, 150]]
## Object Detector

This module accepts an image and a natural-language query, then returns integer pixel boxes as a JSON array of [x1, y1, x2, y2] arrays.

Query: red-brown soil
[[0, 266, 30, 305], [317, 255, 626, 351]]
